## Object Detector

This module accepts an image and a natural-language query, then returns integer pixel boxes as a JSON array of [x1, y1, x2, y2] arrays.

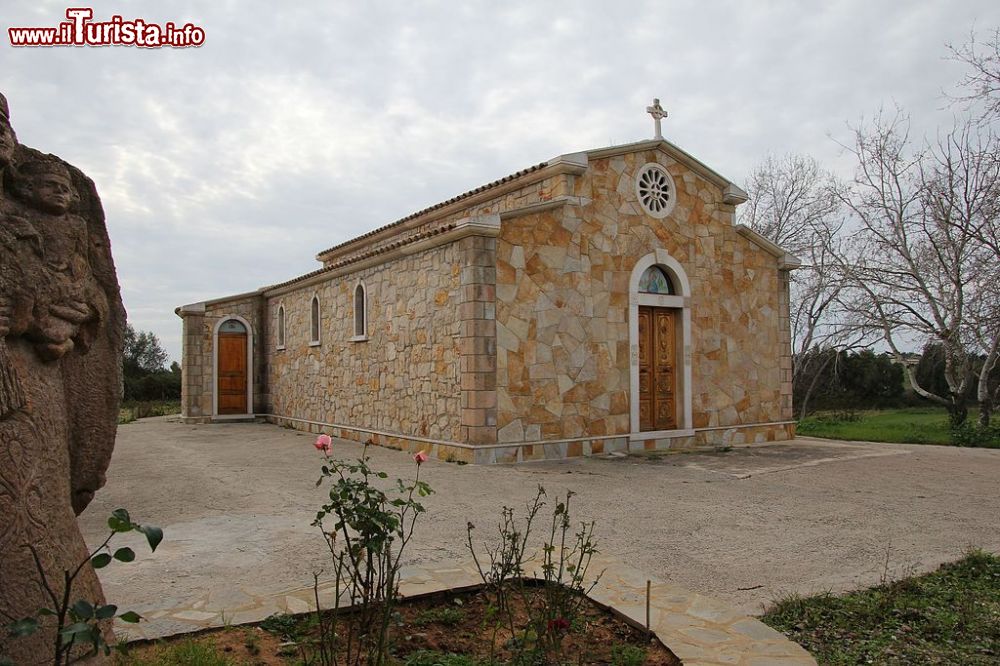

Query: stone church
[[177, 107, 798, 463]]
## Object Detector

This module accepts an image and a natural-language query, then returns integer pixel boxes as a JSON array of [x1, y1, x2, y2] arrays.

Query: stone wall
[[494, 148, 792, 447], [179, 143, 794, 457], [264, 241, 467, 443], [179, 294, 265, 421]]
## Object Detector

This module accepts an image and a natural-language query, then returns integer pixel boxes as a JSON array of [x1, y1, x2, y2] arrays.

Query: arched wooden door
[[217, 319, 248, 415]]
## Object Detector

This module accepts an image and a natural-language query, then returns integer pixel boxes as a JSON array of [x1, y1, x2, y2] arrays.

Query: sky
[[2, 0, 998, 363]]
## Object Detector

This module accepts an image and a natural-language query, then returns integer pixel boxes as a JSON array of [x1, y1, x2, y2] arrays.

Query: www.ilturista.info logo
[[8, 8, 205, 48]]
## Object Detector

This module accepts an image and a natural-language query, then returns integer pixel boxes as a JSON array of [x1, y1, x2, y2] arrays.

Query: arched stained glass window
[[277, 306, 286, 348], [638, 265, 675, 295], [354, 283, 367, 338], [219, 319, 247, 334], [310, 296, 320, 344]]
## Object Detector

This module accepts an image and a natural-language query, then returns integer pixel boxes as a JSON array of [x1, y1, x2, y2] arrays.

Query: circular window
[[635, 163, 676, 219]]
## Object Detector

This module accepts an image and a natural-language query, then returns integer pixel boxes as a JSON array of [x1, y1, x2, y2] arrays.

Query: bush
[[950, 422, 1000, 448], [119, 401, 181, 424], [123, 370, 180, 402]]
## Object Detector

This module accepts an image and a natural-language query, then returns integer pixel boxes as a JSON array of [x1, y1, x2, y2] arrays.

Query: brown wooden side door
[[217, 332, 247, 414], [638, 306, 677, 431]]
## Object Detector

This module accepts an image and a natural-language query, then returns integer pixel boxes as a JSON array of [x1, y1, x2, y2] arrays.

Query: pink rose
[[413, 450, 429, 465], [314, 434, 333, 454]]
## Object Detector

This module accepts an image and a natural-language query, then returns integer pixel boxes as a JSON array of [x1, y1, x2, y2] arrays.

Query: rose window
[[635, 163, 676, 219]]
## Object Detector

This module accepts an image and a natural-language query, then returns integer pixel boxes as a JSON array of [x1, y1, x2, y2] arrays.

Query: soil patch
[[117, 585, 679, 665]]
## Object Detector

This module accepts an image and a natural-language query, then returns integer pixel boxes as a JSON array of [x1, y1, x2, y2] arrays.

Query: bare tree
[[828, 109, 999, 426], [923, 121, 1000, 426], [741, 154, 866, 417], [947, 27, 1000, 122]]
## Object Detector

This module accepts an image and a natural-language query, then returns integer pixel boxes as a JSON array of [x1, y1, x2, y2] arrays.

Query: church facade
[[177, 136, 798, 463]]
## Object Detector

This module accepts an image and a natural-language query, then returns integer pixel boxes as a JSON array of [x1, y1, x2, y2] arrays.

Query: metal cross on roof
[[646, 98, 667, 140]]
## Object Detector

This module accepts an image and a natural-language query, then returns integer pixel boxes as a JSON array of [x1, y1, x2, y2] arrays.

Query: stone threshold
[[112, 555, 814, 666]]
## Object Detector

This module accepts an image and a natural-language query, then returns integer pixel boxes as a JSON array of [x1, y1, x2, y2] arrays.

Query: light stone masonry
[[177, 138, 797, 461]]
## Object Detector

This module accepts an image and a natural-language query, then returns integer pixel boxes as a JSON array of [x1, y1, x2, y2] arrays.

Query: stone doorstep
[[113, 557, 815, 665]]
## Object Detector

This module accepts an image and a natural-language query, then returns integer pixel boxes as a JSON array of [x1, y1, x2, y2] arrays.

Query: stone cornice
[[315, 158, 587, 264], [175, 290, 264, 318], [265, 214, 503, 298], [585, 139, 746, 200], [735, 225, 802, 270]]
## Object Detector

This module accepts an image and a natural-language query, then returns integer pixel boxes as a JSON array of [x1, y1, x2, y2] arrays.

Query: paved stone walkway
[[113, 554, 814, 665], [83, 418, 1000, 664]]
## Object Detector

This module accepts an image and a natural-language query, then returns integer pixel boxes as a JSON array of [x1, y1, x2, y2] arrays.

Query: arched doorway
[[215, 318, 250, 415], [629, 250, 693, 437]]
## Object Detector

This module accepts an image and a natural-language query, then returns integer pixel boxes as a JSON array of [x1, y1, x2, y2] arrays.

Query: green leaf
[[108, 508, 132, 532], [118, 611, 142, 624], [136, 525, 163, 552], [8, 617, 38, 637], [71, 600, 94, 620], [113, 547, 136, 562], [37, 608, 56, 617], [59, 622, 93, 637], [95, 604, 118, 620], [91, 553, 112, 569]]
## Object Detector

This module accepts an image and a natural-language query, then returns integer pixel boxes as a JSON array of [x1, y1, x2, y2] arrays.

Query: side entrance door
[[217, 320, 248, 415], [638, 306, 677, 431]]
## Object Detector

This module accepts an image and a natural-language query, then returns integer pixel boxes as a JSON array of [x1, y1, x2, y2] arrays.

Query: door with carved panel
[[638, 306, 677, 431]]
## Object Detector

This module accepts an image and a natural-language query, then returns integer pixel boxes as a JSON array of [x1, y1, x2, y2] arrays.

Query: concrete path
[[80, 419, 1000, 660]]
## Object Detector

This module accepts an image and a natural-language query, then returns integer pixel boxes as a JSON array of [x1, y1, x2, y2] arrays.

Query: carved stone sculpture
[[0, 91, 126, 664]]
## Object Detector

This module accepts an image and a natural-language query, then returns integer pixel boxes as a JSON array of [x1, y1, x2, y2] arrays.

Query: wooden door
[[217, 330, 247, 415], [638, 306, 677, 431]]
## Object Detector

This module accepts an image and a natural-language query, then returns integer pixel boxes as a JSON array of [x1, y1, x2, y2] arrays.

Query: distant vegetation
[[793, 344, 1000, 447], [798, 408, 999, 448], [123, 324, 180, 402]]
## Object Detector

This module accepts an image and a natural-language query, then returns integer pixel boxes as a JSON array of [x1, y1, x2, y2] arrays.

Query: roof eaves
[[315, 160, 548, 260]]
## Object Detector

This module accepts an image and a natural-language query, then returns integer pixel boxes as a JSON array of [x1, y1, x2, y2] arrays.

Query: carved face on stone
[[0, 119, 15, 168], [15, 160, 76, 214]]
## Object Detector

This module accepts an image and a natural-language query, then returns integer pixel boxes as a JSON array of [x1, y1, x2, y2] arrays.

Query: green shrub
[[950, 422, 1000, 448]]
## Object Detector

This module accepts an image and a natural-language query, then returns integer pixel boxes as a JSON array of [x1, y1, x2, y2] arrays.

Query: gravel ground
[[80, 418, 1000, 617]]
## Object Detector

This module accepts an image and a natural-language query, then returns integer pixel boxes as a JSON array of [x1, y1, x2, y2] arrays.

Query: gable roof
[[315, 138, 748, 264]]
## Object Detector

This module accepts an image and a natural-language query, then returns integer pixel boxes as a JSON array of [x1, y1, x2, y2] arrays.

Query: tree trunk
[[976, 337, 998, 428], [948, 396, 968, 427], [797, 352, 836, 420]]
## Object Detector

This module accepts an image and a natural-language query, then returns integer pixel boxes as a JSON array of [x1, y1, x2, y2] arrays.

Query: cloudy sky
[[2, 0, 998, 362]]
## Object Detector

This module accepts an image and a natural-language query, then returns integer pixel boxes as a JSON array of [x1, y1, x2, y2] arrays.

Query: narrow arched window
[[310, 295, 321, 345], [638, 265, 675, 295], [277, 305, 286, 349], [354, 282, 367, 339]]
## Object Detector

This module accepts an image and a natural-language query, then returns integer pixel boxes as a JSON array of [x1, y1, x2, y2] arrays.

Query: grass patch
[[610, 644, 647, 665], [119, 400, 181, 424], [412, 606, 466, 627], [797, 407, 1000, 447], [762, 550, 1000, 665], [402, 651, 484, 666], [115, 637, 235, 665], [258, 612, 309, 640]]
